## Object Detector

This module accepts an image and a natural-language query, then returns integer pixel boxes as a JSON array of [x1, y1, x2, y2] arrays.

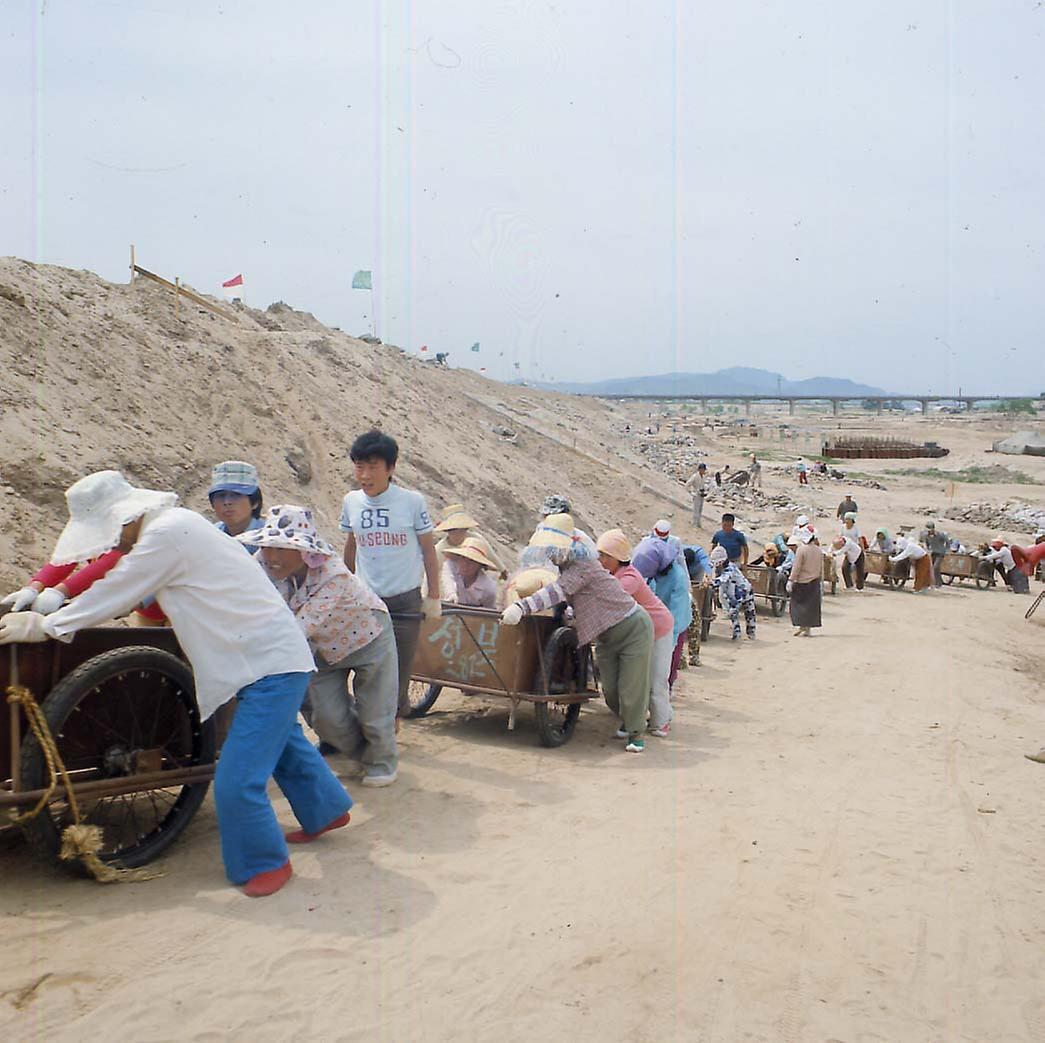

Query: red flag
[[222, 274, 244, 288], [480, 367, 487, 373], [420, 345, 428, 353]]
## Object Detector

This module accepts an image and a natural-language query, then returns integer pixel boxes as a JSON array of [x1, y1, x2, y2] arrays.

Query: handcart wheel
[[19, 646, 216, 871], [942, 574, 955, 585], [894, 577, 908, 588], [974, 566, 992, 589], [699, 587, 715, 641], [404, 680, 442, 718], [533, 627, 583, 748], [768, 573, 787, 617]]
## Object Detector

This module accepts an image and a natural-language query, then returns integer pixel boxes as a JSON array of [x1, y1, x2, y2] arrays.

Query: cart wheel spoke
[[19, 645, 217, 871]]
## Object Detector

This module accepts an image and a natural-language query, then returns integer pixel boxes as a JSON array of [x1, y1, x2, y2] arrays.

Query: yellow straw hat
[[528, 513, 575, 551], [443, 537, 495, 569], [436, 505, 479, 532], [509, 567, 559, 599]]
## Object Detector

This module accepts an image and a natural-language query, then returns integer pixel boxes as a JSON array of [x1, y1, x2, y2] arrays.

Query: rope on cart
[[6, 682, 160, 884]]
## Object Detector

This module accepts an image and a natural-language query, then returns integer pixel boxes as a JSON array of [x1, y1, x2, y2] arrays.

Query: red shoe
[[243, 861, 292, 898], [284, 811, 351, 845]]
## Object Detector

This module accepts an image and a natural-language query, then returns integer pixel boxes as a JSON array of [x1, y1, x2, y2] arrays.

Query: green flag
[[470, 342, 480, 352], [351, 270, 372, 290]]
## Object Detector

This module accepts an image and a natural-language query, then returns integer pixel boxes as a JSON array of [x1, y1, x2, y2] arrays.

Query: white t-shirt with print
[[339, 484, 434, 597]]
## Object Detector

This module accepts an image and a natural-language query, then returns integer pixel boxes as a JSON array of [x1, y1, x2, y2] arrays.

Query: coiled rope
[[7, 682, 160, 883]]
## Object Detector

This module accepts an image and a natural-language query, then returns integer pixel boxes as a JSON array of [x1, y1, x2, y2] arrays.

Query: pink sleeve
[[615, 570, 642, 598], [31, 561, 77, 588], [59, 550, 125, 598]]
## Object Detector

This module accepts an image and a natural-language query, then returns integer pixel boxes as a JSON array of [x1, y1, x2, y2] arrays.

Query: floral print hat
[[237, 505, 335, 559]]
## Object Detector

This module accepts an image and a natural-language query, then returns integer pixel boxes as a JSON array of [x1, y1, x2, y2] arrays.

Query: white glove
[[0, 611, 48, 645], [500, 603, 524, 626], [1, 587, 39, 612], [421, 598, 443, 620], [33, 588, 67, 615], [786, 581, 794, 594]]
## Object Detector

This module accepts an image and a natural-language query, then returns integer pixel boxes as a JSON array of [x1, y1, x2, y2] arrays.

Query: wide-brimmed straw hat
[[652, 519, 671, 538], [51, 470, 178, 566], [596, 529, 633, 563], [709, 546, 729, 566], [237, 505, 336, 556], [528, 513, 575, 551], [509, 567, 558, 599], [208, 460, 260, 497], [436, 505, 479, 532], [443, 537, 495, 569]]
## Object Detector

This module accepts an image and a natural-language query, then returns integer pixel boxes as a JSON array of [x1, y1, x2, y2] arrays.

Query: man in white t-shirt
[[341, 430, 441, 717]]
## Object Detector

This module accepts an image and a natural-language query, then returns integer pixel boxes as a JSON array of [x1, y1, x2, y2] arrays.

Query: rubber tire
[[975, 566, 993, 590], [894, 577, 908, 588], [404, 682, 442, 718], [942, 574, 955, 585], [768, 574, 787, 617], [533, 627, 582, 748], [19, 646, 215, 872]]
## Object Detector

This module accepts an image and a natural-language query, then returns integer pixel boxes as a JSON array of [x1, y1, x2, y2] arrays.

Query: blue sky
[[2, 1, 1044, 394]]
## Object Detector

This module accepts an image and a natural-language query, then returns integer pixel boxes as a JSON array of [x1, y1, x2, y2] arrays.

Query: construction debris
[[943, 500, 1045, 534]]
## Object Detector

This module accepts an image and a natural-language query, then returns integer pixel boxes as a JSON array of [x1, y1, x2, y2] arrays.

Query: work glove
[[0, 611, 48, 645], [1, 587, 39, 612], [33, 588, 67, 615], [500, 603, 524, 626], [786, 581, 794, 594], [421, 598, 443, 621]]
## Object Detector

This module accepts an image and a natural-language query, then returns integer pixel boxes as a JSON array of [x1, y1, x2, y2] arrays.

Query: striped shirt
[[518, 558, 636, 646]]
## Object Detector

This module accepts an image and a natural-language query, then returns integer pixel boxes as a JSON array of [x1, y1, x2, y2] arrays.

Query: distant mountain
[[539, 367, 890, 398]]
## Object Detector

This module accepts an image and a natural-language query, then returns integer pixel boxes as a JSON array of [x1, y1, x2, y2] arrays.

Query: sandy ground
[[2, 260, 1043, 1040], [2, 575, 1043, 1041]]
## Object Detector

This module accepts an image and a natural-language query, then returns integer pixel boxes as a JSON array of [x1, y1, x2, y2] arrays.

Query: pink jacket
[[612, 564, 674, 640]]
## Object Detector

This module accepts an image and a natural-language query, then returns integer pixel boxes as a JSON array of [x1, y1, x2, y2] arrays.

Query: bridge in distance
[[587, 393, 1040, 416]]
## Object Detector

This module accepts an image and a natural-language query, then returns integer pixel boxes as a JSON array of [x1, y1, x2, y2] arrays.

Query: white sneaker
[[361, 770, 398, 787], [615, 725, 629, 739], [648, 723, 671, 738]]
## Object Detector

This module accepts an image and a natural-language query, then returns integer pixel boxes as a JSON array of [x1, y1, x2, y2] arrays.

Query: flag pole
[[370, 284, 376, 338]]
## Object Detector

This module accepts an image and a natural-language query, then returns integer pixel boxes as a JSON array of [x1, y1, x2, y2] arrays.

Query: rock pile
[[943, 501, 1045, 535]]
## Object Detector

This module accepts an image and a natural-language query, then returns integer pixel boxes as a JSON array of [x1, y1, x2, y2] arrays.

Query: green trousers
[[596, 608, 653, 736]]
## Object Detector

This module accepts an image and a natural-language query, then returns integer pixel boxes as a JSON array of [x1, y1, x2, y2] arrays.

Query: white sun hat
[[237, 505, 336, 558], [51, 470, 178, 565]]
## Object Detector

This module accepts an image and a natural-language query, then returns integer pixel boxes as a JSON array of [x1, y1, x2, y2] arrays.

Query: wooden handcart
[[689, 581, 717, 646], [2, 628, 224, 871], [404, 606, 598, 747], [741, 564, 788, 617], [939, 552, 997, 589], [864, 550, 911, 588], [822, 553, 839, 595]]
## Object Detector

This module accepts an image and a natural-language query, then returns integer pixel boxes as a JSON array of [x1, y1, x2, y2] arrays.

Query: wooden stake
[[175, 276, 181, 318], [130, 244, 136, 283]]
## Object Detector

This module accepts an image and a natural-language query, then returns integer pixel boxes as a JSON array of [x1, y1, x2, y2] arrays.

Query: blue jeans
[[214, 671, 353, 884]]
